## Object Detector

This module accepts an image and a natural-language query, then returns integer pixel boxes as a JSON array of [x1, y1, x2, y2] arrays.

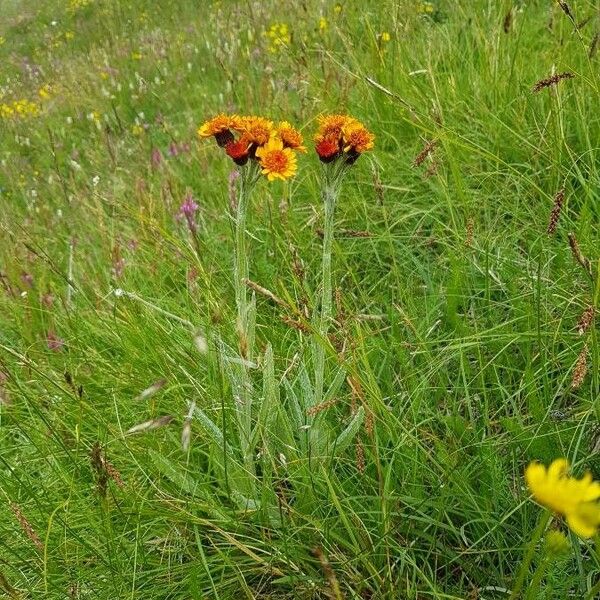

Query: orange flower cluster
[[198, 115, 305, 181], [314, 114, 374, 164]]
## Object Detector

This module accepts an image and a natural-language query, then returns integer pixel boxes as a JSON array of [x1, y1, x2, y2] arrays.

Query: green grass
[[0, 0, 599, 598]]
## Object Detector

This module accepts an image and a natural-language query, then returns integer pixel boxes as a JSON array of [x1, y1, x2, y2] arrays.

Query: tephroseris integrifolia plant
[[198, 114, 304, 485], [312, 115, 374, 407], [199, 115, 304, 348]]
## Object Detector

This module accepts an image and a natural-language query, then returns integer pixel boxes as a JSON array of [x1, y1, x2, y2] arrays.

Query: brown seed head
[[577, 306, 595, 336], [572, 343, 588, 389], [413, 139, 437, 167], [547, 188, 565, 235], [532, 72, 574, 93], [10, 503, 43, 551]]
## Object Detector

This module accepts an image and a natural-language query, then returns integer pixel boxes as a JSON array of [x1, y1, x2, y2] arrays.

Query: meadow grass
[[0, 0, 599, 598]]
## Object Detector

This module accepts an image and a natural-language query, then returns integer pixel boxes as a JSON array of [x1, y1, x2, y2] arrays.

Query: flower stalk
[[509, 510, 551, 600], [313, 180, 338, 406], [233, 165, 255, 342], [311, 115, 374, 407]]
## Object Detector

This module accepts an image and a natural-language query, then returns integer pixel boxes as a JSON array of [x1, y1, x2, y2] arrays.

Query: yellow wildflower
[[381, 32, 391, 42], [525, 459, 600, 538], [38, 84, 52, 100], [417, 2, 434, 14], [319, 17, 328, 31], [264, 23, 291, 53], [0, 104, 15, 119], [69, 0, 92, 11], [255, 137, 297, 181]]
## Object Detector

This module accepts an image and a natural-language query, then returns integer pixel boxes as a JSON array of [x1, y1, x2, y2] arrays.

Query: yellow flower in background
[[38, 84, 52, 100], [417, 2, 434, 14], [381, 32, 391, 42], [334, 4, 342, 14], [132, 124, 144, 136], [265, 23, 291, 53], [525, 459, 600, 538], [319, 17, 328, 31], [69, 0, 92, 11], [131, 51, 143, 60], [0, 99, 41, 120], [0, 104, 15, 119], [65, 31, 75, 41], [255, 137, 297, 181]]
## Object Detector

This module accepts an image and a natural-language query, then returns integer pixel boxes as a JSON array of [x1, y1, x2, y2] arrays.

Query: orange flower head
[[315, 114, 357, 141], [315, 135, 341, 163], [225, 136, 251, 166], [255, 137, 297, 181], [198, 114, 240, 147], [240, 116, 275, 147], [277, 121, 306, 152], [342, 122, 375, 154]]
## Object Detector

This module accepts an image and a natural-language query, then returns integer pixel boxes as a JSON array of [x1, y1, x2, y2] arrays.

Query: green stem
[[509, 510, 551, 600], [524, 555, 549, 600], [586, 580, 600, 600], [232, 164, 259, 481], [234, 172, 249, 337], [585, 537, 600, 600], [313, 183, 338, 407]]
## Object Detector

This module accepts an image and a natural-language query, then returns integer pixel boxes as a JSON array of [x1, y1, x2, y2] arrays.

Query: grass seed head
[[532, 71, 574, 93], [547, 188, 565, 235]]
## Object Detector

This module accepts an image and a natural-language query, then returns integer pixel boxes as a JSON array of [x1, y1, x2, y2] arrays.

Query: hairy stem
[[313, 183, 338, 407]]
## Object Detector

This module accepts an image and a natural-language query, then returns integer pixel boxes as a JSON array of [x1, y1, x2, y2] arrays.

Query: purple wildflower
[[112, 257, 126, 278], [151, 147, 163, 169], [20, 272, 34, 288], [47, 331, 65, 352], [168, 142, 191, 157], [42, 293, 54, 308], [178, 193, 199, 235]]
